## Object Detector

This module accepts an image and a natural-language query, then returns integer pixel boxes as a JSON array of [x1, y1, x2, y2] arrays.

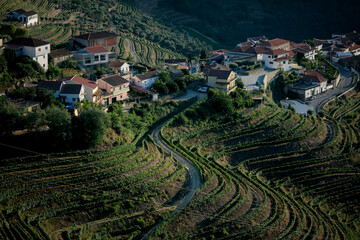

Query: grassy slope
[[148, 0, 360, 46]]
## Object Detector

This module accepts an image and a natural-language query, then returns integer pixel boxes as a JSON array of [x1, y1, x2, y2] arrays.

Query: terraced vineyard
[[158, 96, 360, 239], [0, 137, 189, 239]]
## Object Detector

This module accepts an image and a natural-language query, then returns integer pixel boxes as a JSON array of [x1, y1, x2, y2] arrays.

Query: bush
[[166, 81, 179, 93], [153, 80, 169, 94], [208, 88, 235, 115]]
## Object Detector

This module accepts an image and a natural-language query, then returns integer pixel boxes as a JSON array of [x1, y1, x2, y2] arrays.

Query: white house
[[6, 9, 39, 27], [72, 46, 116, 69], [38, 81, 63, 98], [60, 75, 101, 103], [287, 71, 328, 100], [59, 84, 85, 105], [292, 43, 316, 61], [108, 61, 131, 72], [263, 49, 292, 71], [5, 37, 50, 70], [131, 71, 159, 90], [349, 43, 360, 56]]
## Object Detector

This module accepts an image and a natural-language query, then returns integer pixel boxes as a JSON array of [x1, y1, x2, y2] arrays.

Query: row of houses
[[37, 69, 161, 106]]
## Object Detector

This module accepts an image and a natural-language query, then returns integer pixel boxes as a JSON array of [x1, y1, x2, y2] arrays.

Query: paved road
[[308, 65, 354, 113], [141, 99, 203, 239]]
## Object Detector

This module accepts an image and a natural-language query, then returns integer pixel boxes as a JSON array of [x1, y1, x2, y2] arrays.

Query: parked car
[[198, 87, 209, 93]]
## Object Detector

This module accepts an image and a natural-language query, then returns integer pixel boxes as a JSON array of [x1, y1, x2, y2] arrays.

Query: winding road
[[141, 94, 203, 239]]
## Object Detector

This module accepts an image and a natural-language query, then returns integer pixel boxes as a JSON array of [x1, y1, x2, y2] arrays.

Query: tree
[[0, 55, 8, 72], [174, 78, 186, 90], [307, 109, 314, 116], [207, 88, 235, 115], [159, 72, 170, 83], [153, 80, 169, 94], [62, 58, 77, 69], [46, 106, 72, 147], [200, 49, 207, 60], [72, 107, 109, 148], [0, 24, 16, 37], [0, 97, 23, 135], [13, 28, 29, 38], [0, 72, 12, 88], [25, 108, 46, 131], [236, 78, 244, 89], [166, 81, 179, 93], [46, 63, 62, 80], [229, 63, 238, 69], [108, 102, 124, 119]]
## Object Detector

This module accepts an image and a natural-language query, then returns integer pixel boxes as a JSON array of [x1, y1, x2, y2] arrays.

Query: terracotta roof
[[303, 71, 327, 83], [100, 74, 129, 86], [108, 61, 126, 68], [208, 69, 232, 79], [135, 71, 159, 81], [275, 56, 292, 61], [73, 31, 118, 41], [61, 84, 83, 94], [49, 48, 73, 58], [177, 65, 189, 70], [38, 81, 62, 91], [349, 43, 360, 52], [342, 55, 360, 63], [232, 45, 252, 53], [85, 46, 108, 53], [260, 38, 289, 47], [5, 37, 49, 47], [130, 83, 157, 95], [263, 49, 289, 56], [60, 75, 98, 89]]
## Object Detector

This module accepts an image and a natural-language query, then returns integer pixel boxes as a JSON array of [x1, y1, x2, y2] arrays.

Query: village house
[[259, 38, 291, 51], [263, 49, 292, 72], [348, 43, 360, 56], [38, 81, 63, 98], [291, 43, 316, 61], [164, 59, 188, 69], [49, 48, 73, 66], [131, 70, 159, 90], [286, 71, 328, 100], [247, 36, 268, 45], [6, 9, 39, 27], [72, 31, 118, 52], [108, 61, 131, 72], [60, 75, 101, 103], [72, 46, 116, 69], [206, 69, 237, 94], [98, 74, 130, 105], [59, 84, 85, 105], [5, 37, 50, 70]]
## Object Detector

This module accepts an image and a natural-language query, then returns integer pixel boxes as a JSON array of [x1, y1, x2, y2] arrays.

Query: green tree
[[13, 28, 29, 38], [0, 72, 12, 88], [108, 102, 124, 119], [174, 78, 186, 90], [72, 107, 110, 148], [0, 55, 8, 72], [0, 24, 16, 37], [46, 63, 62, 80], [46, 106, 72, 147], [200, 49, 207, 60], [166, 81, 179, 93], [0, 97, 23, 135], [153, 80, 169, 94], [62, 58, 78, 69], [207, 88, 235, 115], [307, 109, 314, 116], [25, 108, 46, 131], [159, 72, 170, 83]]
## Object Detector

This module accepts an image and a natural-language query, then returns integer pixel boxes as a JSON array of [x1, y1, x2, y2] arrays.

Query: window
[[85, 57, 91, 64], [98, 40, 104, 45], [269, 62, 273, 64], [121, 95, 123, 99], [268, 56, 271, 58], [72, 98, 76, 101], [100, 55, 106, 61], [43, 64, 45, 67], [43, 56, 45, 59], [45, 46, 48, 50], [38, 48, 41, 51], [36, 57, 38, 60], [94, 55, 99, 62], [283, 61, 286, 64]]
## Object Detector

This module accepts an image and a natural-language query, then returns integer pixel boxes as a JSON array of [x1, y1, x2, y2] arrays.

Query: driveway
[[308, 66, 354, 113], [238, 68, 274, 91]]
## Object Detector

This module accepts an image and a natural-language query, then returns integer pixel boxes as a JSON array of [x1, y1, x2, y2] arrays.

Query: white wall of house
[[20, 14, 38, 27], [73, 51, 108, 67], [121, 63, 130, 72], [65, 80, 98, 102], [304, 50, 316, 61], [263, 53, 291, 71], [21, 44, 50, 70], [133, 76, 158, 89], [60, 88, 85, 105], [352, 49, 360, 56]]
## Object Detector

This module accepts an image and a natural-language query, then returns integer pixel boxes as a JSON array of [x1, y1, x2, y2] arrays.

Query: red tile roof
[[108, 61, 126, 68], [261, 38, 290, 47], [208, 69, 232, 79], [263, 49, 289, 56], [60, 75, 98, 89], [85, 46, 108, 54], [349, 43, 360, 52], [303, 71, 328, 83], [73, 31, 118, 41]]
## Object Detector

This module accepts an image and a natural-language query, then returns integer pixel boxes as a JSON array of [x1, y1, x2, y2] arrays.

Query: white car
[[198, 87, 209, 93]]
